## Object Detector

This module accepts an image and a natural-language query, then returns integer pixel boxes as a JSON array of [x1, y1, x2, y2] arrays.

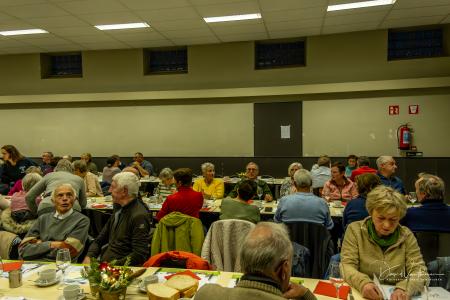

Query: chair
[[0, 231, 21, 259], [77, 235, 94, 263], [285, 221, 334, 278], [414, 231, 450, 263], [201, 219, 255, 272]]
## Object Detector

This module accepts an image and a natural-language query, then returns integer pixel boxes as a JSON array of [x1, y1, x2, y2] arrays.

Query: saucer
[[58, 293, 86, 300], [35, 275, 60, 287]]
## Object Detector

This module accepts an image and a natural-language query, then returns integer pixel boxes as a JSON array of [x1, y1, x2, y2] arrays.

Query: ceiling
[[0, 0, 449, 55]]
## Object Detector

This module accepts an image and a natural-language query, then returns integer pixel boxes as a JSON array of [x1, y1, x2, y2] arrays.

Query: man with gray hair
[[274, 169, 333, 229], [376, 155, 405, 194], [402, 174, 450, 232], [83, 172, 151, 266], [195, 222, 316, 300], [26, 159, 86, 216]]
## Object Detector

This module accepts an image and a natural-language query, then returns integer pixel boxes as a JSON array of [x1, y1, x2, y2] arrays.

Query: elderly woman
[[80, 152, 98, 174], [193, 162, 224, 199], [73, 160, 103, 197], [280, 162, 303, 198], [220, 179, 260, 224], [102, 156, 121, 184], [153, 168, 177, 202], [25, 159, 87, 216], [342, 173, 381, 229], [322, 162, 358, 202], [341, 185, 428, 300], [0, 145, 37, 194]]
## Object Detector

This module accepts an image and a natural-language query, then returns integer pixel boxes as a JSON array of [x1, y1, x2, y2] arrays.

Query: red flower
[[99, 262, 109, 271]]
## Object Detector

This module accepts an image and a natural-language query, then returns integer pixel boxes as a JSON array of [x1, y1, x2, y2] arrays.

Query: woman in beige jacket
[[341, 185, 428, 300]]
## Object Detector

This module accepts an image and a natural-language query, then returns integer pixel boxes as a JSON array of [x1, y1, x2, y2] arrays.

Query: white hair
[[51, 183, 77, 202], [293, 169, 312, 188], [288, 162, 303, 175], [201, 162, 215, 173], [112, 172, 140, 197], [376, 155, 394, 170]]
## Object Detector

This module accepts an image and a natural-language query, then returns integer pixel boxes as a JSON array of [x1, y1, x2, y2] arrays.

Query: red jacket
[[156, 186, 203, 221], [143, 250, 211, 270], [350, 166, 377, 181]]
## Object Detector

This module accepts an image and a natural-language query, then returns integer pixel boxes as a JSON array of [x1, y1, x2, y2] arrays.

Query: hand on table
[[391, 288, 409, 300], [362, 283, 383, 300], [282, 282, 308, 299]]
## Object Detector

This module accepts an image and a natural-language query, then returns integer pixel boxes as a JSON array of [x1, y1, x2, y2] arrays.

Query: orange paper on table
[[313, 281, 350, 300], [2, 261, 23, 272], [165, 270, 201, 280]]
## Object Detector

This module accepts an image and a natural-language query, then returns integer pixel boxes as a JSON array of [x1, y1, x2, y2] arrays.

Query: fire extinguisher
[[397, 124, 411, 150]]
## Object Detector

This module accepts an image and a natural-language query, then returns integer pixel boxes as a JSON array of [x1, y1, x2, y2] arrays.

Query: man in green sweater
[[195, 222, 316, 300]]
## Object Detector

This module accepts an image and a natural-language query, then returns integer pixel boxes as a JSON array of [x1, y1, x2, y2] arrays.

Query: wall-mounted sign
[[389, 105, 399, 115], [409, 105, 419, 114]]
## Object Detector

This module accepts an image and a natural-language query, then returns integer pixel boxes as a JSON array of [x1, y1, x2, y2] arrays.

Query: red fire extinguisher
[[397, 124, 411, 150]]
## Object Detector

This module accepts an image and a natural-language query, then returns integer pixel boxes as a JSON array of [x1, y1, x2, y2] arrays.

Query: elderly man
[[376, 156, 405, 194], [228, 162, 273, 201], [130, 152, 153, 177], [402, 174, 450, 232], [274, 169, 333, 230], [195, 222, 316, 300], [156, 168, 203, 221], [19, 183, 90, 261], [83, 172, 151, 266], [26, 159, 86, 216], [40, 151, 54, 175]]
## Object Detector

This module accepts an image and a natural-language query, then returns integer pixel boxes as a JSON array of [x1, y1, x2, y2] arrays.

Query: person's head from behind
[[62, 155, 72, 162], [347, 155, 357, 168], [110, 172, 140, 204], [159, 168, 174, 186], [51, 183, 76, 214], [240, 222, 293, 292], [415, 174, 445, 202], [355, 173, 381, 197], [22, 173, 42, 192], [245, 162, 259, 180], [1, 145, 23, 163], [293, 169, 312, 191], [173, 168, 193, 187], [72, 160, 88, 178], [376, 155, 397, 177], [80, 153, 92, 163], [54, 159, 74, 173], [25, 166, 43, 176], [330, 162, 346, 181], [317, 155, 330, 167], [106, 156, 119, 168], [366, 185, 406, 237], [357, 156, 371, 167], [237, 180, 257, 201], [287, 162, 303, 178], [122, 166, 140, 177]]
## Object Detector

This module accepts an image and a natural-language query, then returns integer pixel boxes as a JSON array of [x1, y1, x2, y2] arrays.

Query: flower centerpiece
[[82, 257, 141, 300]]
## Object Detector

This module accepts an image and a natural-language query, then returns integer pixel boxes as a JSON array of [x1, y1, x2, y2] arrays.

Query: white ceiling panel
[[151, 19, 208, 31], [325, 11, 387, 26], [322, 22, 379, 35], [65, 34, 117, 43], [387, 5, 450, 20], [80, 40, 129, 50], [209, 23, 266, 35], [120, 0, 190, 10], [0, 20, 36, 31], [56, 0, 127, 14], [22, 36, 74, 46], [0, 0, 47, 7], [218, 31, 268, 42], [325, 5, 392, 17], [393, 0, 450, 9], [2, 46, 44, 53], [0, 38, 31, 48], [259, 0, 328, 12], [49, 26, 99, 36], [163, 28, 215, 39], [39, 44, 86, 52], [1, 3, 69, 18], [107, 31, 166, 42], [262, 7, 325, 23], [441, 15, 450, 23], [27, 15, 88, 28], [171, 36, 220, 45], [195, 1, 260, 17], [134, 7, 200, 22], [266, 19, 323, 31], [125, 39, 174, 48], [381, 15, 446, 29], [76, 12, 143, 25], [268, 27, 321, 39]]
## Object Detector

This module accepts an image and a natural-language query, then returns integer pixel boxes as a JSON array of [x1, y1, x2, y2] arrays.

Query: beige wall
[[0, 26, 449, 157], [303, 94, 450, 157]]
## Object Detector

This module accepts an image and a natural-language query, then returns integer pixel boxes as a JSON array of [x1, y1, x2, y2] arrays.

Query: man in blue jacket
[[376, 155, 405, 194]]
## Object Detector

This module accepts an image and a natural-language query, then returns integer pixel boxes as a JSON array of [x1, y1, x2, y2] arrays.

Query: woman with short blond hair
[[341, 185, 428, 300]]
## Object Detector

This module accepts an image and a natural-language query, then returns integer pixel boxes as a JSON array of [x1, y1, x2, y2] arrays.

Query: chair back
[[414, 231, 450, 263], [0, 231, 20, 259], [201, 219, 255, 272], [285, 221, 334, 278]]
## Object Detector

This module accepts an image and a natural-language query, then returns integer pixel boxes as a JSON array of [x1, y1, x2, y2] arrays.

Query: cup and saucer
[[58, 284, 86, 300], [35, 269, 60, 287]]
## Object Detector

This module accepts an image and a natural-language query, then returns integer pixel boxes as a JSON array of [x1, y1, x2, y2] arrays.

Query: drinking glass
[[56, 248, 71, 283], [329, 261, 344, 299], [257, 186, 263, 200], [409, 192, 417, 205]]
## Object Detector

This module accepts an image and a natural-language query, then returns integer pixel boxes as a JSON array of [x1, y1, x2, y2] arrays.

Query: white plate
[[34, 275, 61, 287], [58, 293, 86, 300]]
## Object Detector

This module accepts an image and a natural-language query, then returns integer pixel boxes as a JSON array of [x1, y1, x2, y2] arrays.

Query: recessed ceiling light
[[95, 22, 150, 30], [204, 13, 261, 23], [327, 0, 396, 12], [0, 29, 48, 36]]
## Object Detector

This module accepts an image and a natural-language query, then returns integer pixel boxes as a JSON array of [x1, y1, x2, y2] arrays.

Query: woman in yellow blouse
[[193, 162, 224, 199]]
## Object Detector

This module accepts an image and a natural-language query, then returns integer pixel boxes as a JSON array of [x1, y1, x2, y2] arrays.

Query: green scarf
[[367, 218, 400, 249]]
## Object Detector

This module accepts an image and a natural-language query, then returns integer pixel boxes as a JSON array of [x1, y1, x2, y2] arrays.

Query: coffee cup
[[143, 275, 158, 286], [63, 284, 82, 300], [38, 269, 57, 282]]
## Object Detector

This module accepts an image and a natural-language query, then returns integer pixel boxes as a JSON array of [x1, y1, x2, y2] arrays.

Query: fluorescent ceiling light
[[327, 0, 396, 12], [204, 13, 261, 23], [0, 29, 48, 36], [95, 22, 150, 30]]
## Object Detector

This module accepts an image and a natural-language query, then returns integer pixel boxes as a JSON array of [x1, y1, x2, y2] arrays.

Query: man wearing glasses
[[228, 162, 273, 201]]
